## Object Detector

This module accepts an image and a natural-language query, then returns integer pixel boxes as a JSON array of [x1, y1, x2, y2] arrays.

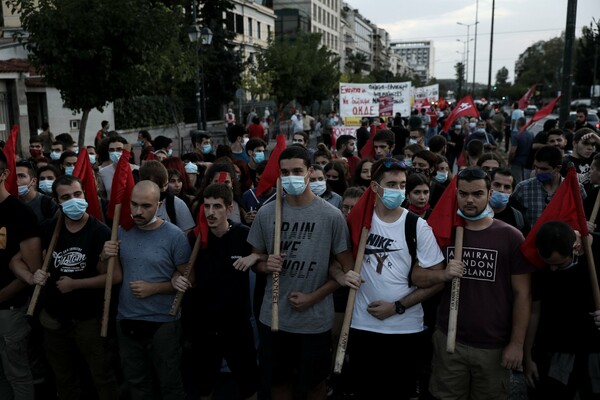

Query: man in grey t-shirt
[[247, 146, 354, 399]]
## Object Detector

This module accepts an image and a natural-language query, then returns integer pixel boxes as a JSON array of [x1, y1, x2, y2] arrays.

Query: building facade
[[390, 40, 435, 83]]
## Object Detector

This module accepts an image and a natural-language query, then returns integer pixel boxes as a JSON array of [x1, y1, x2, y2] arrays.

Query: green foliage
[[345, 51, 370, 75], [514, 35, 565, 94], [257, 33, 340, 106], [455, 62, 465, 97], [574, 21, 600, 88], [114, 95, 184, 130], [495, 66, 510, 88], [7, 0, 195, 145]]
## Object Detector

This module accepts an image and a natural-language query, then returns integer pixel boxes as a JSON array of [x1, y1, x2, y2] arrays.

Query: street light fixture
[[457, 21, 478, 94], [188, 25, 213, 131]]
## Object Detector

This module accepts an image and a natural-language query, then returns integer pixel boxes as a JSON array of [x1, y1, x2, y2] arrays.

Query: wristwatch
[[394, 300, 406, 315]]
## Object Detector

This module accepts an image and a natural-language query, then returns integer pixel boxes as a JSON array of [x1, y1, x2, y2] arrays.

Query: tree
[[495, 66, 510, 87], [256, 33, 340, 108], [8, 0, 194, 146], [455, 62, 465, 98], [574, 20, 600, 97], [198, 0, 243, 122], [514, 35, 565, 97], [345, 51, 370, 75]]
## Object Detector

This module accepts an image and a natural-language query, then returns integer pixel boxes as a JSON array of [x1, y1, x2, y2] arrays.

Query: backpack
[[404, 211, 419, 287]]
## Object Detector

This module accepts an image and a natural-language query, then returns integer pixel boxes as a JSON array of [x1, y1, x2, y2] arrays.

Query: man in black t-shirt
[[0, 149, 41, 399], [190, 183, 261, 399], [561, 128, 599, 193], [23, 175, 119, 400]]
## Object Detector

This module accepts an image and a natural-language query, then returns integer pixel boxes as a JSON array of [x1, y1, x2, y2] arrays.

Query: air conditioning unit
[[70, 119, 80, 130]]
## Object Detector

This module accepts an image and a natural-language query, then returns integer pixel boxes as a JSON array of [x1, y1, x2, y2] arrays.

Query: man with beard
[[335, 135, 360, 175]]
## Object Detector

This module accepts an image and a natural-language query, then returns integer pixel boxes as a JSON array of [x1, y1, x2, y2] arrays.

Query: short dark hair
[[535, 145, 562, 167], [246, 138, 267, 154], [16, 160, 36, 178], [547, 128, 565, 139], [203, 182, 233, 207], [342, 186, 364, 200], [52, 175, 83, 198], [139, 160, 169, 188], [406, 173, 430, 194], [373, 129, 395, 147], [576, 106, 588, 116], [279, 146, 311, 169], [489, 167, 515, 189], [37, 164, 60, 181], [412, 150, 437, 169], [573, 128, 595, 142], [59, 151, 78, 165], [293, 131, 309, 144], [536, 220, 576, 259], [371, 157, 407, 183], [101, 120, 109, 128], [563, 120, 575, 130], [457, 166, 491, 190], [153, 135, 173, 152], [138, 130, 152, 141], [336, 135, 355, 151], [227, 124, 246, 143], [55, 133, 74, 147], [428, 135, 447, 153], [542, 119, 558, 132], [29, 135, 43, 145], [477, 152, 503, 168]]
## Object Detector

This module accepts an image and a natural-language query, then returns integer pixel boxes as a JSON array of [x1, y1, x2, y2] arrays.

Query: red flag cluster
[[518, 84, 537, 110], [3, 125, 19, 197], [520, 95, 561, 133], [442, 95, 480, 133], [520, 166, 588, 268], [107, 149, 135, 230], [73, 147, 103, 221]]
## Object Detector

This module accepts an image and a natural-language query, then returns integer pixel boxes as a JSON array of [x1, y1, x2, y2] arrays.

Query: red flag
[[255, 134, 286, 197], [520, 166, 588, 269], [520, 95, 561, 133], [4, 125, 19, 197], [427, 176, 465, 248], [438, 97, 448, 111], [145, 151, 155, 161], [193, 204, 209, 249], [517, 84, 537, 110], [346, 187, 376, 257], [441, 95, 480, 133], [107, 149, 135, 230], [359, 132, 375, 159], [73, 147, 103, 221]]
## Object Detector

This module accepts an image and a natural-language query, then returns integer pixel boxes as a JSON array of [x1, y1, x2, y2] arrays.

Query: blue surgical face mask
[[50, 151, 62, 161], [72, 147, 79, 154], [489, 191, 510, 208], [137, 140, 144, 146], [64, 166, 75, 176], [185, 162, 198, 174], [282, 173, 308, 196], [536, 172, 553, 184], [404, 158, 413, 168], [201, 144, 212, 154], [89, 154, 96, 165], [60, 198, 88, 221], [109, 152, 121, 164], [18, 184, 30, 197], [457, 205, 494, 221], [309, 180, 327, 196], [167, 149, 173, 157], [253, 151, 265, 163], [408, 138, 418, 145], [377, 183, 406, 210], [434, 171, 448, 183], [38, 180, 53, 194]]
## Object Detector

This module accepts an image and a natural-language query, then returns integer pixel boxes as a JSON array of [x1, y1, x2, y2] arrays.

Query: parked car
[[571, 98, 592, 108], [524, 105, 538, 116]]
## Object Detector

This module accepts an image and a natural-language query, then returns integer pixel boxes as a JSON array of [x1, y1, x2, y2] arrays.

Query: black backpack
[[405, 211, 419, 287]]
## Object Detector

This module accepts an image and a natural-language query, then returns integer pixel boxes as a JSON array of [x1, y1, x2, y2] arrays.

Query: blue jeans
[[0, 306, 34, 400], [117, 320, 185, 400]]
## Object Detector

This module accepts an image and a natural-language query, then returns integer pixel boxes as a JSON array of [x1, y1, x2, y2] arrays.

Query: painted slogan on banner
[[339, 82, 411, 119]]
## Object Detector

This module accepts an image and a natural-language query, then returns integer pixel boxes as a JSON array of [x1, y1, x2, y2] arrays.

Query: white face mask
[[309, 181, 327, 196]]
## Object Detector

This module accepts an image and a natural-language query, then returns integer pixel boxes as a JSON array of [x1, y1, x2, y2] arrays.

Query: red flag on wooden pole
[[73, 147, 103, 221], [441, 96, 480, 133], [255, 134, 286, 197], [3, 125, 19, 197], [107, 149, 135, 230]]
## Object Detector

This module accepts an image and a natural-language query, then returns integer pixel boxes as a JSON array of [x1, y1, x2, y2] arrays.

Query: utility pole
[[487, 0, 496, 101], [472, 0, 479, 94], [559, 0, 578, 126]]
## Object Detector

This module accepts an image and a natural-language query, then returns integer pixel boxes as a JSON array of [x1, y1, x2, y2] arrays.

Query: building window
[[257, 21, 261, 39], [225, 12, 234, 32], [235, 14, 243, 35], [267, 24, 272, 39], [248, 17, 253, 37]]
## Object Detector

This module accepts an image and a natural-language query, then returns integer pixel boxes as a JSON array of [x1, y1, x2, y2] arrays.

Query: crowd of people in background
[[0, 98, 599, 400]]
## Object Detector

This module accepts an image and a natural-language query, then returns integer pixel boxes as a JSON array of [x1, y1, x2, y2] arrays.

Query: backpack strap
[[165, 192, 177, 225], [405, 211, 419, 287]]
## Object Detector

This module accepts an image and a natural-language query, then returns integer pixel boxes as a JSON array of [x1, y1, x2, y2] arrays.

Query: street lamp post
[[188, 25, 213, 131], [457, 21, 478, 94]]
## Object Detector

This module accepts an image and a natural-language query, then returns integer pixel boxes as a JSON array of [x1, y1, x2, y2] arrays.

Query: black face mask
[[327, 180, 347, 196], [413, 168, 430, 177]]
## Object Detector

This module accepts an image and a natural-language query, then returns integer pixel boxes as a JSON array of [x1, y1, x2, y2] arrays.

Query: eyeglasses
[[373, 159, 407, 177], [458, 167, 489, 179]]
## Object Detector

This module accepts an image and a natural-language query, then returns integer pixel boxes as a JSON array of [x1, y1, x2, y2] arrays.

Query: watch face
[[395, 302, 405, 315]]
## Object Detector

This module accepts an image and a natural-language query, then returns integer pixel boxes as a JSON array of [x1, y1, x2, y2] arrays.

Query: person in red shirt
[[247, 116, 265, 140]]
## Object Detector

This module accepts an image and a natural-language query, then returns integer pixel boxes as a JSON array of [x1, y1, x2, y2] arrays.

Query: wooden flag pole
[[271, 178, 283, 332], [446, 226, 464, 353], [169, 230, 202, 316], [334, 227, 369, 375], [27, 213, 64, 316], [100, 204, 120, 337]]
